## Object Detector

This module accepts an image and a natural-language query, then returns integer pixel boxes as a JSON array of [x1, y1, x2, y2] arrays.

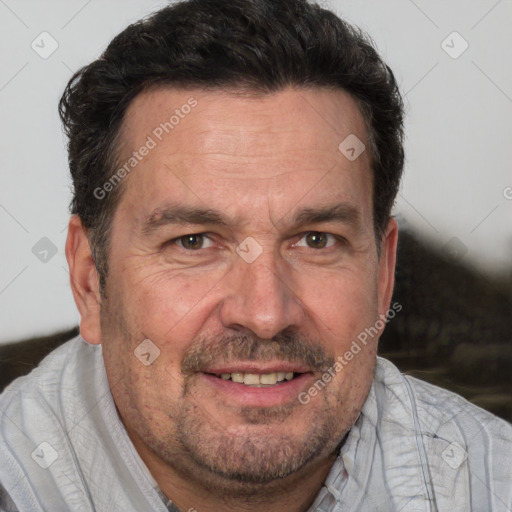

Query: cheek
[[100, 285, 188, 425], [299, 268, 379, 402], [116, 266, 224, 345], [300, 268, 379, 341]]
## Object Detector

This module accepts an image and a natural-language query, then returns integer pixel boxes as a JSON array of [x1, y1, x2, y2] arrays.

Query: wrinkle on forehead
[[118, 86, 368, 162], [113, 86, 373, 237]]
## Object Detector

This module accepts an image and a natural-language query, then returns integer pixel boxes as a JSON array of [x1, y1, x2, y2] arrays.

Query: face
[[78, 87, 396, 492]]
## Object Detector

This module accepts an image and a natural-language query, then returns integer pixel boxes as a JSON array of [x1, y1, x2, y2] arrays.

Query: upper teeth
[[220, 372, 294, 386]]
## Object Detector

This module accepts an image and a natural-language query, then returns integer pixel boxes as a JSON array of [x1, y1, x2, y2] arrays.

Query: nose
[[218, 250, 305, 339]]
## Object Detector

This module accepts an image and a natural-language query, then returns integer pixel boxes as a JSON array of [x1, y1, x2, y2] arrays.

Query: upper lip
[[203, 362, 312, 375]]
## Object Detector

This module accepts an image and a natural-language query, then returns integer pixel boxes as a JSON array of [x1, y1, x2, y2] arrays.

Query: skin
[[66, 86, 398, 512]]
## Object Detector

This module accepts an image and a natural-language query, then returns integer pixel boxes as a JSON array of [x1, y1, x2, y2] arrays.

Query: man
[[1, 0, 510, 510]]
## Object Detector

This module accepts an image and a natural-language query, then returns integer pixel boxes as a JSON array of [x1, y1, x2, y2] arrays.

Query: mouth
[[199, 364, 314, 407], [206, 370, 298, 387]]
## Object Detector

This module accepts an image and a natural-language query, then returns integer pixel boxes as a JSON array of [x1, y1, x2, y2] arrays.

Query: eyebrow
[[141, 202, 361, 236], [141, 204, 229, 236], [292, 203, 360, 228]]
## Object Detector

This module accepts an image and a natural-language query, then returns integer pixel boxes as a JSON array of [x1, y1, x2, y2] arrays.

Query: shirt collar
[[306, 363, 383, 511]]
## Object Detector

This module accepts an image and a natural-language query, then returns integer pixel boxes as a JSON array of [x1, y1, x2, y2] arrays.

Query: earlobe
[[377, 217, 399, 317], [65, 215, 102, 345]]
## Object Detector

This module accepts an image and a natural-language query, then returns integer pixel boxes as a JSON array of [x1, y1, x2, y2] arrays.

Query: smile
[[209, 371, 296, 387], [199, 365, 314, 407]]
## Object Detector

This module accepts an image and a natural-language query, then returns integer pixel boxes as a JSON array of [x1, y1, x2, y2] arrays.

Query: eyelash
[[166, 232, 345, 251], [294, 232, 340, 249], [174, 233, 215, 250]]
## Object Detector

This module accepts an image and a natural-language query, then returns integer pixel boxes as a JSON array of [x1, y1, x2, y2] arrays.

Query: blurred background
[[0, 1, 511, 419]]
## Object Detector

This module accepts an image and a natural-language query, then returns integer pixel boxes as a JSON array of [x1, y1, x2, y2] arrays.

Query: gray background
[[1, 0, 511, 344]]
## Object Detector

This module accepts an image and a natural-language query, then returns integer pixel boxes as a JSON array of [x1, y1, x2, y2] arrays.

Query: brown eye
[[304, 232, 329, 249], [179, 234, 205, 250]]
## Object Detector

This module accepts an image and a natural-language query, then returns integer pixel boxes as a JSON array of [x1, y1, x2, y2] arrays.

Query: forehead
[[113, 86, 373, 229]]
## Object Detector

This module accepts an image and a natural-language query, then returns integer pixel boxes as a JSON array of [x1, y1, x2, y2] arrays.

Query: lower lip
[[201, 373, 314, 408]]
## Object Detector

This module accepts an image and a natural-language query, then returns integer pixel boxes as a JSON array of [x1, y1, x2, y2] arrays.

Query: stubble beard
[[100, 291, 359, 496], [137, 377, 352, 497]]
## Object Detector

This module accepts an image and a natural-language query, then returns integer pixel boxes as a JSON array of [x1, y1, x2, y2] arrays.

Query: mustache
[[181, 331, 336, 374]]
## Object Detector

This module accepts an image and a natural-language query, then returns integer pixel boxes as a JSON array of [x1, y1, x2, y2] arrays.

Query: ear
[[65, 215, 102, 345], [377, 217, 399, 317]]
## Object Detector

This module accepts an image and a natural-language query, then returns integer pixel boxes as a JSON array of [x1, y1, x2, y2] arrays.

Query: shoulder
[[0, 337, 104, 511], [0, 336, 101, 444], [376, 356, 512, 441], [374, 357, 512, 508], [1, 336, 98, 400]]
